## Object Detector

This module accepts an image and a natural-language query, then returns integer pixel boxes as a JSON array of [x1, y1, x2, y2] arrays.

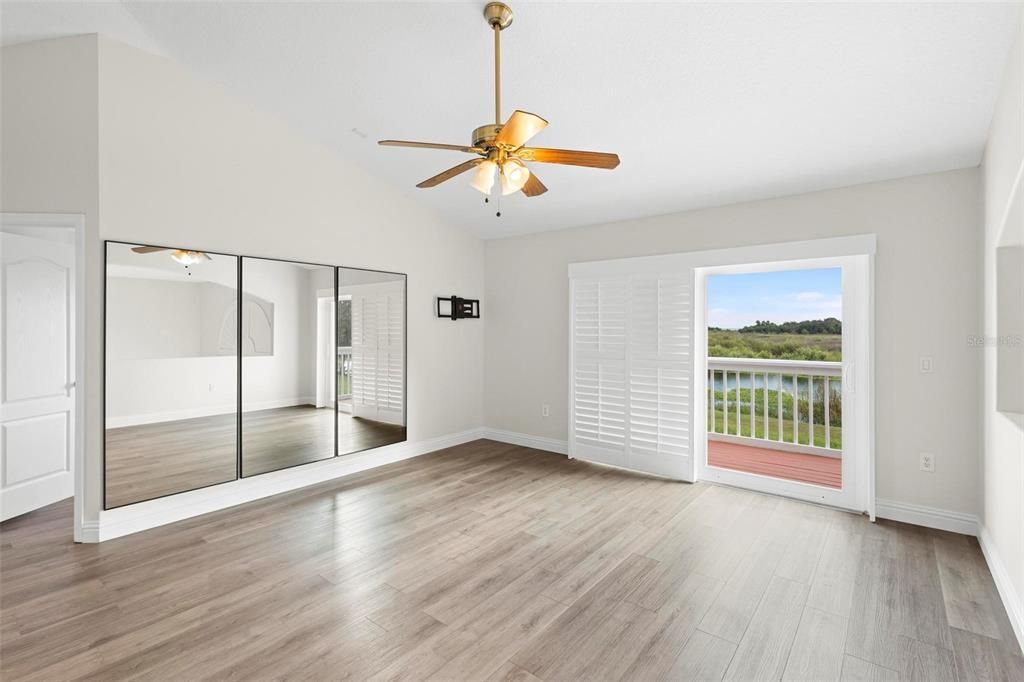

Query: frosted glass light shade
[[500, 159, 530, 195], [470, 160, 497, 194], [171, 250, 206, 265]]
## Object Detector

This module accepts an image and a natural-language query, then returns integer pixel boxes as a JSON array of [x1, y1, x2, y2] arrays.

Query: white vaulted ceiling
[[2, 2, 1021, 238]]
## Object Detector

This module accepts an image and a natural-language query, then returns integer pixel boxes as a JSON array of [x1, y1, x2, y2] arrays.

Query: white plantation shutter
[[570, 268, 695, 480], [351, 283, 404, 425], [572, 277, 628, 455], [626, 274, 692, 477]]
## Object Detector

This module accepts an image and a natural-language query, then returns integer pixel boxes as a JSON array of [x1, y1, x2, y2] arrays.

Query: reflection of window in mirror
[[337, 267, 407, 456], [241, 297, 274, 356], [338, 297, 352, 346]]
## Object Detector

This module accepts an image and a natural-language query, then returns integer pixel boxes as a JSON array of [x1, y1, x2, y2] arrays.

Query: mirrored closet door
[[105, 244, 408, 508], [336, 267, 407, 455], [104, 242, 239, 508], [240, 257, 337, 477]]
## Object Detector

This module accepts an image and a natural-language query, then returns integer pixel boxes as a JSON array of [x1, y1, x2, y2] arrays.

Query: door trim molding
[[1, 213, 85, 540], [691, 239, 876, 516]]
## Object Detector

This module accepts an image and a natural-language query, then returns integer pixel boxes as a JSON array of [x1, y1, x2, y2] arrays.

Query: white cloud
[[708, 294, 842, 329], [796, 291, 825, 302]]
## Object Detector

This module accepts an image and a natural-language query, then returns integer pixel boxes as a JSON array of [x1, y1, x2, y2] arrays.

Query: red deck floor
[[707, 439, 842, 489]]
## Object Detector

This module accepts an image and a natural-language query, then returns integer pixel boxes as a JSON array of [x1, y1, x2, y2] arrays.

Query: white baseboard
[[483, 430, 984, 539], [106, 396, 318, 428], [90, 427, 485, 542], [80, 520, 100, 543], [481, 428, 568, 455], [875, 499, 980, 536], [978, 525, 1024, 651]]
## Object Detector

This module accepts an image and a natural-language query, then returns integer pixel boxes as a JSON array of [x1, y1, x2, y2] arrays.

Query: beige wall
[[485, 168, 982, 515], [2, 36, 485, 527], [982, 11, 1024, 641], [1, 35, 101, 535]]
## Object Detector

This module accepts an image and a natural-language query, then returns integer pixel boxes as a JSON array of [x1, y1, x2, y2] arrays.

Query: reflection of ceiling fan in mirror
[[378, 2, 619, 212], [131, 245, 212, 265]]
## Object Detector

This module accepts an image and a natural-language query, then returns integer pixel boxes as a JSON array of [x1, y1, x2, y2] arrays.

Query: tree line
[[709, 317, 842, 335]]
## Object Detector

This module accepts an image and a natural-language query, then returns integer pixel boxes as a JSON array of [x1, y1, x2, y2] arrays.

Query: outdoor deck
[[706, 438, 842, 489]]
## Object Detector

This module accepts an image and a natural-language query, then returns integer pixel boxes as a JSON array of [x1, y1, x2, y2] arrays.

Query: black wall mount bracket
[[436, 296, 480, 320]]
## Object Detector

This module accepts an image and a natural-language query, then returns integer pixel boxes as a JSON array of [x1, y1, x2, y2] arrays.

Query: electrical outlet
[[919, 453, 935, 472], [541, 404, 550, 418], [920, 356, 933, 373], [209, 383, 214, 392]]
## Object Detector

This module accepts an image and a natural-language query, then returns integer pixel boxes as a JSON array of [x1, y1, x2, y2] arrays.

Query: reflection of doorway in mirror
[[336, 295, 353, 414]]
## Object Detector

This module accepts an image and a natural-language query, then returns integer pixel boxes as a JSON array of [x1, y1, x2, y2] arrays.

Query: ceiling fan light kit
[[378, 2, 619, 215], [130, 245, 213, 266], [170, 250, 210, 266]]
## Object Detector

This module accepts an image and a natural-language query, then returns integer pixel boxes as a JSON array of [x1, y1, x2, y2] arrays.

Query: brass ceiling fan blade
[[517, 147, 620, 169], [131, 246, 170, 254], [494, 110, 548, 149], [521, 172, 547, 197], [379, 140, 482, 154], [416, 158, 484, 188]]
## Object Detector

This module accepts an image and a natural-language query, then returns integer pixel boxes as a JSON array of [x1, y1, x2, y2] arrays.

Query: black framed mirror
[[103, 241, 240, 508], [239, 257, 337, 477], [336, 267, 407, 455]]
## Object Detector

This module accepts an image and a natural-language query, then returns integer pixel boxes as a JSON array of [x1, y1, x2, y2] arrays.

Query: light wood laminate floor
[[2, 441, 1020, 681], [105, 405, 406, 507]]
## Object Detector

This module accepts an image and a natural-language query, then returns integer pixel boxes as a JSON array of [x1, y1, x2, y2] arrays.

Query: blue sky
[[707, 267, 842, 329]]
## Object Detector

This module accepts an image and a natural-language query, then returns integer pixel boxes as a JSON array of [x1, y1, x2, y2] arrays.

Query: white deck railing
[[707, 357, 843, 454]]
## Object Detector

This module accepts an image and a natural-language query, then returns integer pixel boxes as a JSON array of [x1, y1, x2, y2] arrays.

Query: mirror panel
[[337, 267, 407, 454], [104, 242, 239, 508], [240, 257, 336, 476]]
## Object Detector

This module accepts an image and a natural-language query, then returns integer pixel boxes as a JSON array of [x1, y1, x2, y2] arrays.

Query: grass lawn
[[709, 330, 841, 362], [708, 409, 842, 449]]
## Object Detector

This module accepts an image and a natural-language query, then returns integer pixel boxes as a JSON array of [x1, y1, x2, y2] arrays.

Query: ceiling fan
[[378, 2, 619, 208], [131, 245, 212, 265]]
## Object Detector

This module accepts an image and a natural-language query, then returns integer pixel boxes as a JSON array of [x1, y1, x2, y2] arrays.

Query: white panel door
[[351, 282, 404, 425], [570, 269, 695, 481], [1, 232, 75, 520]]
